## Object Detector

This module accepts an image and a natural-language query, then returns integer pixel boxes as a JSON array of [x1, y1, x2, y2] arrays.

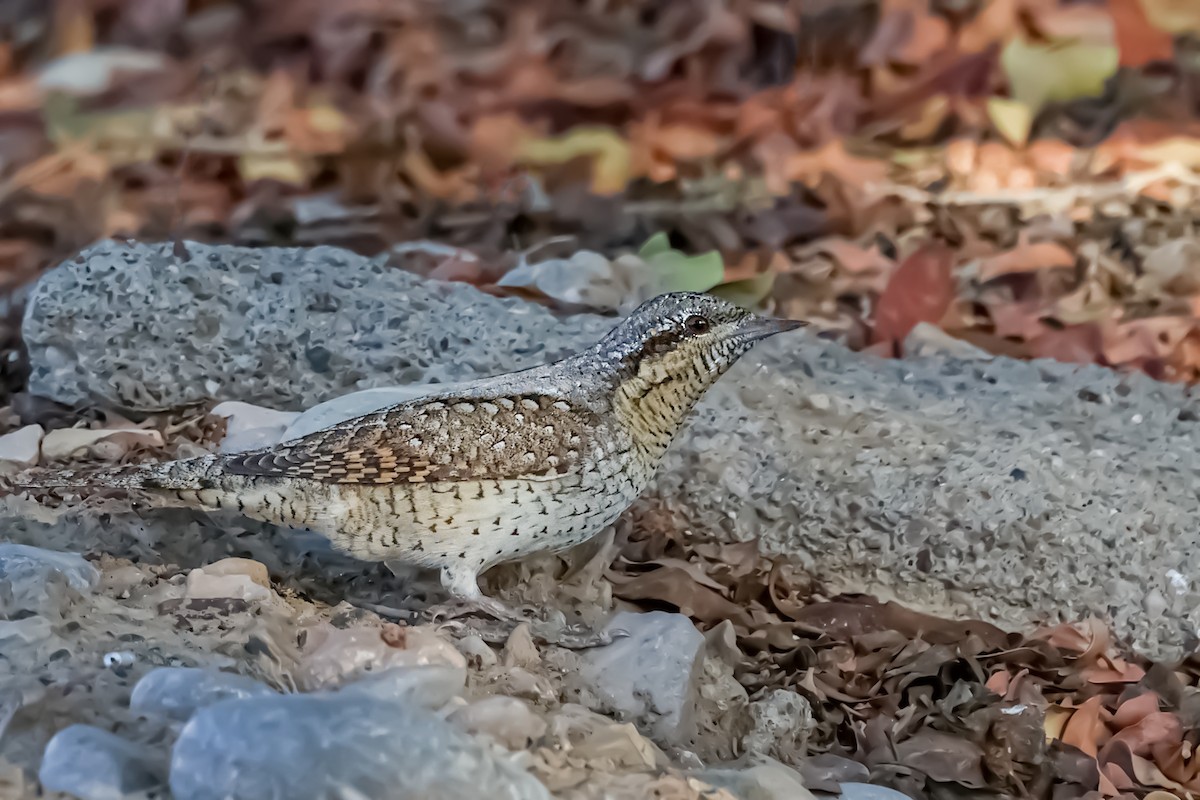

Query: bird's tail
[[10, 454, 224, 494]]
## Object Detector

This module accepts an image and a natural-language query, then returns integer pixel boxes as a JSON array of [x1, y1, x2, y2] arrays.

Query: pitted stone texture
[[21, 241, 1200, 660], [23, 240, 610, 411]]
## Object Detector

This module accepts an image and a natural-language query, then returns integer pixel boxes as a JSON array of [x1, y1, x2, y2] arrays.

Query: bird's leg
[[426, 565, 622, 649], [423, 565, 526, 623]]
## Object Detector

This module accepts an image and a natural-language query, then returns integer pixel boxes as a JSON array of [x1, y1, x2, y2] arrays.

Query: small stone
[[296, 623, 465, 691], [197, 557, 270, 588], [130, 667, 276, 722], [694, 756, 817, 800], [40, 427, 163, 461], [741, 689, 815, 761], [184, 564, 271, 603], [568, 722, 662, 770], [39, 725, 166, 800], [448, 696, 547, 750], [838, 783, 916, 800], [575, 610, 704, 744], [37, 48, 166, 95], [337, 664, 466, 708], [0, 424, 43, 467], [491, 666, 557, 704], [211, 401, 300, 454], [169, 688, 550, 800], [0, 544, 99, 613], [502, 623, 540, 669], [455, 633, 498, 668], [0, 544, 98, 592], [903, 322, 991, 360]]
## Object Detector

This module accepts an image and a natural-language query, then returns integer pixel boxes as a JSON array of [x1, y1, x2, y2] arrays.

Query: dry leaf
[[1059, 696, 1111, 758], [976, 239, 1076, 282], [872, 243, 956, 348]]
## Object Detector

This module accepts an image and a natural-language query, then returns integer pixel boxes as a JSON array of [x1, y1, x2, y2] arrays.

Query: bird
[[14, 292, 804, 641]]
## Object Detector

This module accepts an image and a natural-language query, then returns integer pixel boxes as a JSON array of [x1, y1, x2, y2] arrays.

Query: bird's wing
[[221, 394, 595, 485]]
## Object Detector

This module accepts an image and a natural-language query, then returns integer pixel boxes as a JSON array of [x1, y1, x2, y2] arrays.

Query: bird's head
[[597, 292, 806, 406]]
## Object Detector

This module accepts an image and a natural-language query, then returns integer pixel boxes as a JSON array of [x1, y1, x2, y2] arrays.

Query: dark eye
[[684, 315, 710, 334]]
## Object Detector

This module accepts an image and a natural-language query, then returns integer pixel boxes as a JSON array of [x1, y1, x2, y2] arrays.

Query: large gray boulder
[[21, 240, 1200, 660], [23, 240, 610, 410]]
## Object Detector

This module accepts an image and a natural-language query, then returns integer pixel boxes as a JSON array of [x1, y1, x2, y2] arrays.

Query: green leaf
[[637, 232, 673, 260], [987, 97, 1034, 147], [647, 250, 725, 293], [1001, 36, 1118, 114], [711, 270, 777, 309], [635, 233, 725, 293]]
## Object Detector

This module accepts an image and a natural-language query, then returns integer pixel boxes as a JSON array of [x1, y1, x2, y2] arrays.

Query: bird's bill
[[735, 315, 808, 342]]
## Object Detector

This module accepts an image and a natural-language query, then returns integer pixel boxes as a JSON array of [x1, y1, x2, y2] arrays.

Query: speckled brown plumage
[[17, 292, 805, 623], [224, 395, 595, 485]]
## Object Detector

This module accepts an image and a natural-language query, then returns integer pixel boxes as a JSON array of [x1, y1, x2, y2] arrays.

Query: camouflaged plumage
[[223, 395, 595, 485], [16, 292, 803, 615]]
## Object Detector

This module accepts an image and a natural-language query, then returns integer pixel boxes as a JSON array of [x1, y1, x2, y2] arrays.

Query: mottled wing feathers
[[221, 395, 592, 485]]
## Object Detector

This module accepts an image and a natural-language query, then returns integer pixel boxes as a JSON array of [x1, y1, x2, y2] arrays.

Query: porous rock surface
[[23, 240, 1200, 660], [23, 240, 611, 410]]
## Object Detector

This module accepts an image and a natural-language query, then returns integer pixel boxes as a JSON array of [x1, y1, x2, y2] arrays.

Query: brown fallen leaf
[[806, 237, 897, 276], [1110, 0, 1176, 66], [1059, 696, 1112, 758], [976, 239, 1076, 283], [871, 242, 956, 352], [1102, 711, 1182, 759], [1102, 318, 1194, 366], [895, 730, 988, 787], [1112, 692, 1161, 729], [608, 565, 753, 628]]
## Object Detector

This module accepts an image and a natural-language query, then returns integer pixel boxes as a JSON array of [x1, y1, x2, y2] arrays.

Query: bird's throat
[[613, 358, 713, 459]]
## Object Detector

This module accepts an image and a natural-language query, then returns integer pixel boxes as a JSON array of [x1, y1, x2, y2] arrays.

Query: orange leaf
[[650, 124, 722, 161], [1082, 658, 1147, 684], [1030, 324, 1107, 365], [977, 239, 1075, 282], [1062, 696, 1112, 758], [1101, 761, 1136, 794], [1110, 0, 1176, 65], [959, 0, 1019, 52], [1106, 712, 1183, 757], [1031, 618, 1110, 659], [872, 243, 956, 349], [1102, 318, 1195, 365], [811, 238, 897, 275], [1113, 692, 1162, 728]]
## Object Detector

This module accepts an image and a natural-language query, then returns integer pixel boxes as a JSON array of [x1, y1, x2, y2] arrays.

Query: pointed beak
[[737, 315, 808, 343]]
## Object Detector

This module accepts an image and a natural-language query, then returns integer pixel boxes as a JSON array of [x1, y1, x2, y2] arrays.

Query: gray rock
[[335, 664, 466, 707], [39, 724, 166, 800], [903, 322, 991, 360], [24, 239, 609, 410], [23, 240, 1200, 660], [169, 683, 549, 800], [837, 783, 915, 800], [0, 424, 44, 467], [130, 667, 277, 722], [577, 610, 705, 744], [694, 755, 817, 800], [0, 544, 99, 614], [741, 689, 814, 761]]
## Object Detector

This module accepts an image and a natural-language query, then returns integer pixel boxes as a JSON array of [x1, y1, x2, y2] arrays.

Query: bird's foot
[[426, 598, 625, 649], [422, 591, 537, 626], [536, 620, 627, 649]]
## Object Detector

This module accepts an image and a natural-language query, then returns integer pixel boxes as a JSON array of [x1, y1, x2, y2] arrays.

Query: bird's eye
[[684, 315, 710, 334]]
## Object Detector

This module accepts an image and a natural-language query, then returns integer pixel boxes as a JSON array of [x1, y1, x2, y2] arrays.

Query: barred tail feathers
[[14, 454, 224, 493]]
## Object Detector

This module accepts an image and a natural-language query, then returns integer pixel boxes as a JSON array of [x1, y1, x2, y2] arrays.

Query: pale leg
[[429, 564, 522, 622], [427, 564, 623, 649]]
